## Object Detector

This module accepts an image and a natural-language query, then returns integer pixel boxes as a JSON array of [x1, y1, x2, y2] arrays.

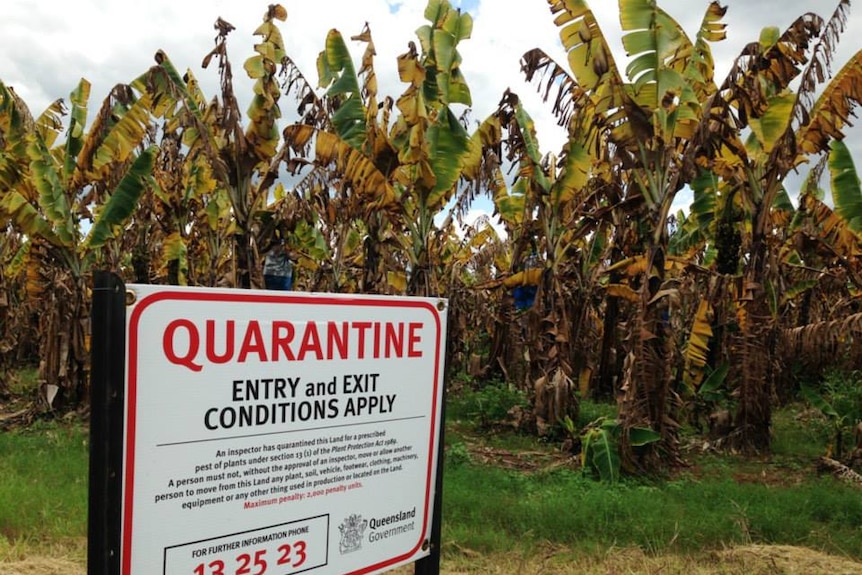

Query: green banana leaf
[[417, 0, 473, 106], [317, 29, 367, 149], [92, 94, 154, 174], [800, 385, 840, 420], [425, 107, 469, 207], [582, 422, 621, 483], [63, 79, 90, 182], [828, 139, 862, 232], [699, 363, 730, 402], [589, 429, 620, 483], [0, 191, 62, 246], [26, 137, 75, 246], [629, 426, 661, 447], [749, 92, 796, 154], [619, 0, 700, 140], [682, 2, 726, 100], [620, 0, 687, 91], [85, 147, 157, 248]]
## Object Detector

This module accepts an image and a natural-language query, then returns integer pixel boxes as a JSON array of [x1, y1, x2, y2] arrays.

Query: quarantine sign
[[121, 285, 447, 575]]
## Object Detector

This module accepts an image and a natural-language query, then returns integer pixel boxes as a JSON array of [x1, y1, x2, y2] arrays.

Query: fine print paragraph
[[153, 428, 421, 511]]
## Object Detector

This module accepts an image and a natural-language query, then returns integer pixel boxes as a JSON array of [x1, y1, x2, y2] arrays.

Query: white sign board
[[121, 285, 447, 575]]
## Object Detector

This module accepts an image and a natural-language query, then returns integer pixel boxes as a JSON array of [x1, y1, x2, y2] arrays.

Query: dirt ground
[[3, 545, 862, 575]]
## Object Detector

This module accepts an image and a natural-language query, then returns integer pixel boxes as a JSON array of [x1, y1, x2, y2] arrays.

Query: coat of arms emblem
[[338, 514, 367, 554]]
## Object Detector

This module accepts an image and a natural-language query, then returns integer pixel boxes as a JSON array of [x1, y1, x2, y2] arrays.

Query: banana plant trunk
[[361, 220, 385, 294], [0, 283, 11, 399], [618, 245, 680, 472], [39, 272, 90, 410], [597, 280, 622, 400], [234, 231, 254, 289], [733, 239, 774, 453], [527, 271, 580, 436]]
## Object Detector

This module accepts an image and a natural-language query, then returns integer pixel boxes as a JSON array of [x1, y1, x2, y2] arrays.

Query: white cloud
[[3, 0, 861, 205], [448, 206, 507, 240]]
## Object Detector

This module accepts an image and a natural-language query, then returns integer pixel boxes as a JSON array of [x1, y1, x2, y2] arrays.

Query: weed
[[730, 500, 752, 545], [771, 404, 831, 459], [800, 368, 862, 457], [577, 399, 618, 429], [454, 380, 528, 428], [4, 366, 38, 397], [821, 369, 862, 424], [446, 441, 471, 467]]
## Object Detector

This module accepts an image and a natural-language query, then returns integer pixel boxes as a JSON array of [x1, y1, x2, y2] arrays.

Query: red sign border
[[123, 289, 445, 575]]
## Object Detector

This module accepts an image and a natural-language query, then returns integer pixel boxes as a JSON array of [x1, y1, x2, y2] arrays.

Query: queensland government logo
[[338, 514, 368, 554]]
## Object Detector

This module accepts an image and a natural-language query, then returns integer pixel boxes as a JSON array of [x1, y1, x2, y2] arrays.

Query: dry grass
[[5, 544, 860, 575], [0, 557, 84, 575]]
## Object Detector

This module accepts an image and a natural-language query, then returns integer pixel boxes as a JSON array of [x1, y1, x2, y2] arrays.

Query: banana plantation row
[[1, 0, 861, 474]]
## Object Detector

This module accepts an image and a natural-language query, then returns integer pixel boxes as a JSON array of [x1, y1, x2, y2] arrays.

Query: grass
[[1, 384, 861, 568], [442, 463, 862, 557], [440, 393, 862, 560], [2, 367, 39, 401], [0, 418, 89, 561]]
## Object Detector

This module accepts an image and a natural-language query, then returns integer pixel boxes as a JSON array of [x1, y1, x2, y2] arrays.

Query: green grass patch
[[3, 366, 39, 397], [771, 403, 832, 460], [441, 394, 862, 560], [576, 398, 618, 428], [0, 420, 89, 547], [447, 379, 528, 427], [441, 461, 862, 558]]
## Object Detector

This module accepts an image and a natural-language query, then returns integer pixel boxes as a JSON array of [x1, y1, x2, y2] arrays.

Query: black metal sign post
[[413, 337, 448, 575], [88, 271, 126, 575], [412, 381, 445, 575]]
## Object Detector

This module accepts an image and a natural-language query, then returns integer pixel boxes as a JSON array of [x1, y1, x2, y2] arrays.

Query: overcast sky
[[3, 0, 861, 219]]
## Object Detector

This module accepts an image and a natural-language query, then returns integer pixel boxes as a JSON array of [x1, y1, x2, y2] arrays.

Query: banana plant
[[800, 383, 856, 459], [0, 80, 156, 408], [579, 416, 661, 483], [525, 0, 732, 471], [465, 87, 619, 434], [282, 0, 474, 297], [658, 1, 861, 454], [129, 6, 300, 289], [777, 141, 862, 378], [709, 0, 860, 452], [389, 0, 474, 296], [283, 24, 400, 293], [0, 228, 31, 394]]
